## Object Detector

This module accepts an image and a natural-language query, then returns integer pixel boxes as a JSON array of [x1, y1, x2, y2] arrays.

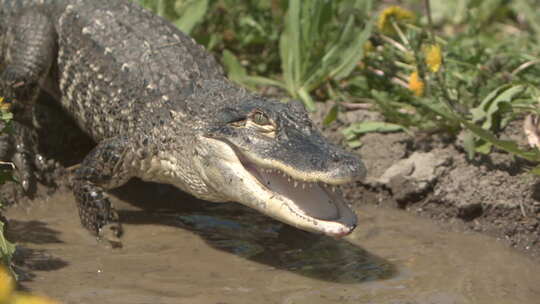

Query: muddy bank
[[314, 104, 540, 260]]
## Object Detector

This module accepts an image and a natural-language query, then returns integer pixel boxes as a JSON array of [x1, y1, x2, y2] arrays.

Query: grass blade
[[173, 0, 209, 34]]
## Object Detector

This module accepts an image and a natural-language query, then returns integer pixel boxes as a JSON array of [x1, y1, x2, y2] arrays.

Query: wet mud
[[7, 180, 540, 304]]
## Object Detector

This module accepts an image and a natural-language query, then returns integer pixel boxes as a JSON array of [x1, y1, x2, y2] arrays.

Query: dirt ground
[[313, 103, 540, 261], [1, 98, 539, 264]]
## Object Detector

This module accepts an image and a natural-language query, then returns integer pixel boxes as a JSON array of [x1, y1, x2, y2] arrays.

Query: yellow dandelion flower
[[0, 266, 15, 302], [0, 97, 11, 112], [424, 44, 442, 72], [408, 71, 424, 97], [11, 294, 61, 304], [378, 6, 415, 35]]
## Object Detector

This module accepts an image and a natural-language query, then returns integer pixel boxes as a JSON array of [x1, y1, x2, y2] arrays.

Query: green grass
[[137, 0, 540, 169], [352, 0, 540, 162], [135, 0, 540, 170], [0, 101, 15, 273]]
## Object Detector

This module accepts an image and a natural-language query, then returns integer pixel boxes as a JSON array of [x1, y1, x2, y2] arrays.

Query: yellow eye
[[252, 111, 270, 125]]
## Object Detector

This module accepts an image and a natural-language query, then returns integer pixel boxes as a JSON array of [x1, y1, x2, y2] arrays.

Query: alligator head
[[169, 81, 366, 238]]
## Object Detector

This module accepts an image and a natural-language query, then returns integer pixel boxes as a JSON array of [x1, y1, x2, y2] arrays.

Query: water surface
[[7, 181, 540, 304]]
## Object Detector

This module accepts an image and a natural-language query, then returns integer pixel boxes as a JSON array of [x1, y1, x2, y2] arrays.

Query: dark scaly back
[[2, 0, 226, 140], [54, 0, 226, 140]]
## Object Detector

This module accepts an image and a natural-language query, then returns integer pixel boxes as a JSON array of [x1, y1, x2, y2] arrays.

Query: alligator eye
[[251, 111, 271, 126]]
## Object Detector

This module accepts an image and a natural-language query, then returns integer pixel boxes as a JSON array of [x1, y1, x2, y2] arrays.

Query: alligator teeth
[[302, 183, 306, 189], [294, 181, 298, 187]]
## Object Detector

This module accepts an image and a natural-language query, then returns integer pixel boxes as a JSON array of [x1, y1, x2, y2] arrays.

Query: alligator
[[0, 0, 366, 241]]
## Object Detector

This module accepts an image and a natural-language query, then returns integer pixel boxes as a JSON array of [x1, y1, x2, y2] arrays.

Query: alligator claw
[[13, 161, 37, 196], [13, 120, 39, 191], [20, 178, 30, 193], [99, 222, 123, 249]]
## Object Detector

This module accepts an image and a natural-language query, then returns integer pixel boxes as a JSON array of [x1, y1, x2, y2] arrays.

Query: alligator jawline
[[236, 152, 357, 230]]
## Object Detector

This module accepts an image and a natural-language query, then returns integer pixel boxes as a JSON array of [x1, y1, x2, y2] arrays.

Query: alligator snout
[[324, 149, 366, 183]]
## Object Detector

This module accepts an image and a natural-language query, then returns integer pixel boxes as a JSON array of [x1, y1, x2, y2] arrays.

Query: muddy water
[[7, 181, 540, 304]]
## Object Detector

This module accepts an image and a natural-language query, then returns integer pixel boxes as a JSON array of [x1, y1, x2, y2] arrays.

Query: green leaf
[[329, 16, 374, 80], [1, 110, 12, 122], [242, 76, 287, 89], [281, 0, 302, 94], [222, 50, 249, 86], [460, 119, 540, 162], [0, 221, 15, 267], [0, 163, 13, 185], [323, 105, 338, 126], [342, 121, 405, 139], [471, 85, 525, 130], [475, 140, 492, 154], [173, 0, 209, 34], [278, 0, 374, 109], [415, 97, 459, 124], [531, 165, 540, 176], [347, 139, 363, 149], [298, 87, 316, 112], [303, 14, 374, 92], [462, 131, 476, 160], [222, 51, 286, 90]]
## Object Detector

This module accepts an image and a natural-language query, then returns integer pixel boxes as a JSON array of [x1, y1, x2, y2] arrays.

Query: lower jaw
[[227, 153, 357, 236], [266, 199, 357, 238]]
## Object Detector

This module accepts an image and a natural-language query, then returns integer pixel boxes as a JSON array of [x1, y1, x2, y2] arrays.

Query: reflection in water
[[115, 180, 396, 284], [174, 204, 396, 283]]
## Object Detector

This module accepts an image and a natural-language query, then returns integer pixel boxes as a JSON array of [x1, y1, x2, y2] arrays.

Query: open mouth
[[237, 153, 358, 237]]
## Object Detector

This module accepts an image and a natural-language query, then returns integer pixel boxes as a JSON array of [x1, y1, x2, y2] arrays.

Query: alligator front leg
[[73, 137, 133, 246]]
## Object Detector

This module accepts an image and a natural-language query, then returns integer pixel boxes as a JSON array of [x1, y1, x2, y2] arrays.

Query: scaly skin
[[0, 0, 366, 242]]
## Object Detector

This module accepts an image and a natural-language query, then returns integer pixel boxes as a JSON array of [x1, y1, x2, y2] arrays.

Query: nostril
[[331, 152, 347, 163]]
